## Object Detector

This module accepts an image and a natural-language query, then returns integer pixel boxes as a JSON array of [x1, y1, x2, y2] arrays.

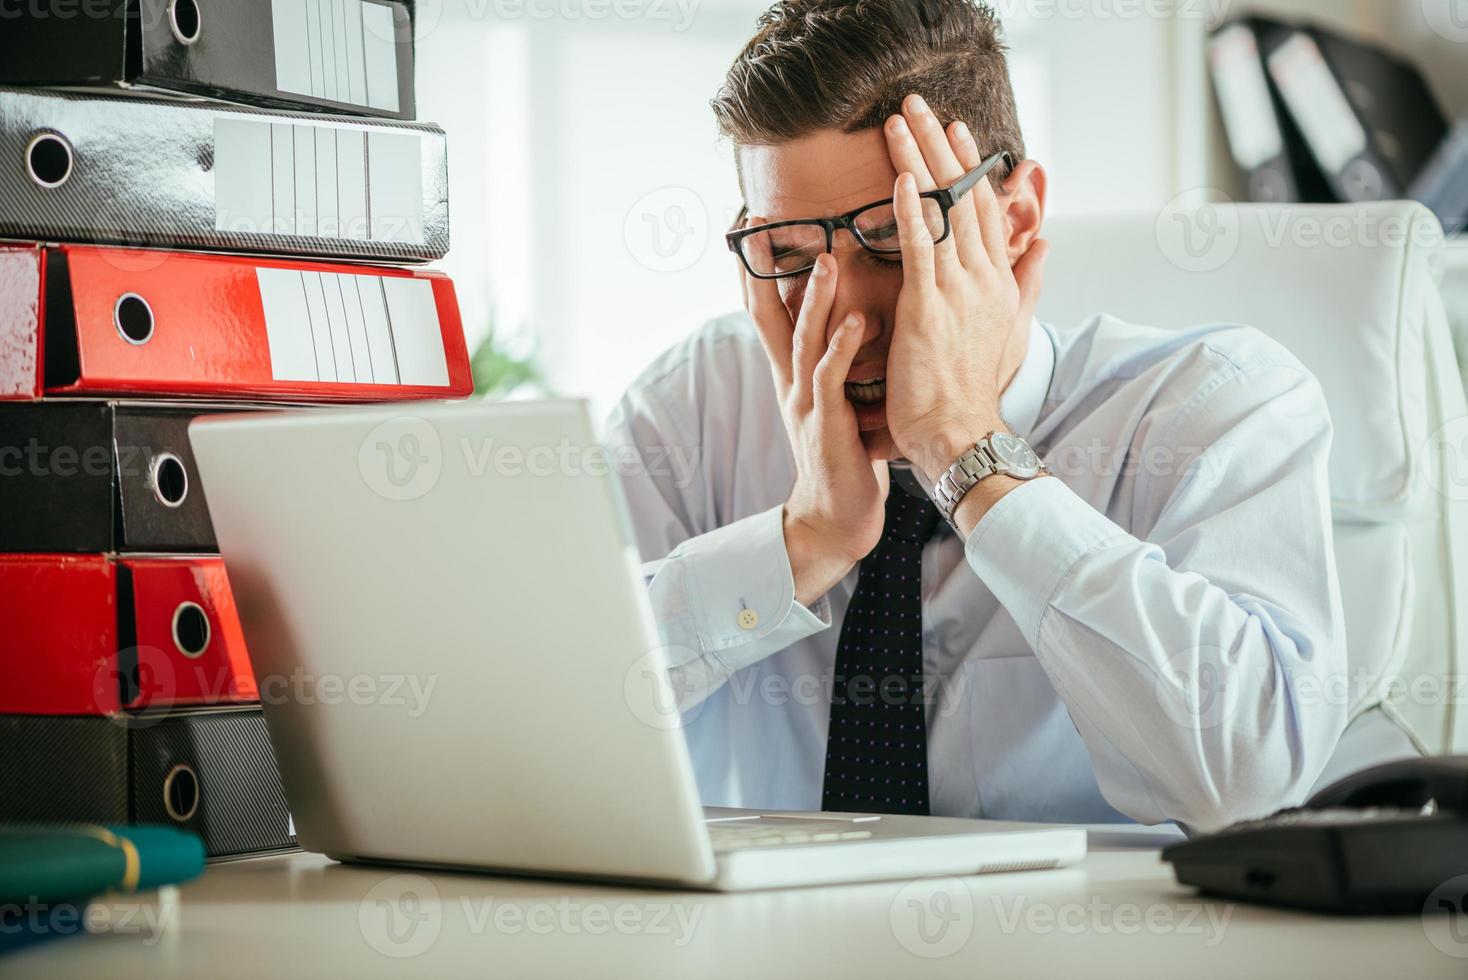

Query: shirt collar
[[999, 318, 1054, 440]]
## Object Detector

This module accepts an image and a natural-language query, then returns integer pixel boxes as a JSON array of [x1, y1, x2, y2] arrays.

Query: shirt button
[[737, 609, 760, 631]]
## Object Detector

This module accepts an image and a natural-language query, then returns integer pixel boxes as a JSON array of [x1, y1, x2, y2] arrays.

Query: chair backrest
[[1036, 202, 1468, 765], [1442, 241, 1468, 384]]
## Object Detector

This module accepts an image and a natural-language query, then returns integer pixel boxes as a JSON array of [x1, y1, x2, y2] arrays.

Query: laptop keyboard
[[707, 822, 875, 852]]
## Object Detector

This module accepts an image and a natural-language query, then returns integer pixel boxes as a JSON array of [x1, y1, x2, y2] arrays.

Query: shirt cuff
[[964, 477, 1129, 648], [675, 505, 832, 674]]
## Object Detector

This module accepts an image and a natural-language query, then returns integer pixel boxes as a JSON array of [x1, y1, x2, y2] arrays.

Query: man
[[607, 0, 1346, 833]]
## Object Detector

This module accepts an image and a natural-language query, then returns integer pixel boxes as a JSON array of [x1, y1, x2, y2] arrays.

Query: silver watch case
[[986, 432, 1044, 479], [932, 433, 1045, 528]]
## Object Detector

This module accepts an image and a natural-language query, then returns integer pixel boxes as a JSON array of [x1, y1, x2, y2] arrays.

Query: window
[[418, 3, 1188, 416]]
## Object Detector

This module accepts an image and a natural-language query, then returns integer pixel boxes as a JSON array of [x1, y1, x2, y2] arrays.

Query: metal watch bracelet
[[930, 433, 1047, 531]]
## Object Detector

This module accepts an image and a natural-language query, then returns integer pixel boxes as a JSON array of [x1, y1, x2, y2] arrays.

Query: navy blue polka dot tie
[[822, 486, 943, 815]]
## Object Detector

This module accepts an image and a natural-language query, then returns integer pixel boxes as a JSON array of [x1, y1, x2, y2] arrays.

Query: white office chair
[[1441, 241, 1468, 383], [1037, 201, 1468, 784]]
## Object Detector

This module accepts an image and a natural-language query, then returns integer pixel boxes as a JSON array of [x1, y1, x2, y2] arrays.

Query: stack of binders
[[1208, 16, 1451, 206], [0, 0, 472, 860]]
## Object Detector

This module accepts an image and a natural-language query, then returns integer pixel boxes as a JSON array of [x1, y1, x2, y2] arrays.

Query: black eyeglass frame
[[725, 150, 1015, 281]]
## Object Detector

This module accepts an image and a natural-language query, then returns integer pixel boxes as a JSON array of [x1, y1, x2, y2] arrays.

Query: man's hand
[[881, 95, 1050, 484], [742, 236, 888, 607]]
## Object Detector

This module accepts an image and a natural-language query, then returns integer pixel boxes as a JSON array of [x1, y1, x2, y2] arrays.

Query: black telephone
[[1163, 756, 1468, 914]]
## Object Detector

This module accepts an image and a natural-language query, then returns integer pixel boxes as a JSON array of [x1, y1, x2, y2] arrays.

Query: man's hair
[[712, 0, 1024, 182]]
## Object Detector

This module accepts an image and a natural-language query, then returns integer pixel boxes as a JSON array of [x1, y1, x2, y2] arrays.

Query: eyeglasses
[[726, 151, 1014, 281]]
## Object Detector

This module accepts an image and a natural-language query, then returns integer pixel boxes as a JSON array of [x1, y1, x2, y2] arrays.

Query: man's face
[[739, 127, 934, 461]]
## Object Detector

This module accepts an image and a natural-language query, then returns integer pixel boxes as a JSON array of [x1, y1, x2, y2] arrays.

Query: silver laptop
[[189, 399, 1085, 891]]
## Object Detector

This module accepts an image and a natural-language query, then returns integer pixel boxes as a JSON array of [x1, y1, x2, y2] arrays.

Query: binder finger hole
[[163, 764, 201, 822], [169, 0, 202, 45], [25, 133, 73, 189], [172, 601, 211, 659], [114, 293, 155, 345], [151, 453, 189, 508]]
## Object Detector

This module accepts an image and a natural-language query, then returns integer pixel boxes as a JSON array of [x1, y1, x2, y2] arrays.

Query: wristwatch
[[930, 432, 1047, 531]]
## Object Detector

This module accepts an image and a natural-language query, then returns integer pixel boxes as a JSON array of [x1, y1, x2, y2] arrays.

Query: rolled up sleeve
[[964, 357, 1348, 833]]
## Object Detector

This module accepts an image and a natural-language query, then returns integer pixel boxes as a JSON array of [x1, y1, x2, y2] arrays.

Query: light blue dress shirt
[[605, 313, 1348, 833]]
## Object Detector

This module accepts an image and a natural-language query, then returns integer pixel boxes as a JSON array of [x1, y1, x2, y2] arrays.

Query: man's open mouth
[[845, 378, 886, 404]]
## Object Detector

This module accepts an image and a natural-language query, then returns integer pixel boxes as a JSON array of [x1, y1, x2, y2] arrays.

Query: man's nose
[[827, 245, 887, 348]]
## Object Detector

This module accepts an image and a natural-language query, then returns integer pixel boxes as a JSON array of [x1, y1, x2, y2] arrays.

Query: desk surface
[[10, 828, 1466, 980]]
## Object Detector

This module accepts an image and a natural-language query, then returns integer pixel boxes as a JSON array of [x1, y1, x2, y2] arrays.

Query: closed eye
[[862, 219, 901, 243], [771, 242, 814, 261]]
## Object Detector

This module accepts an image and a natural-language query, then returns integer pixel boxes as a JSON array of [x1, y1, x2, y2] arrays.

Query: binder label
[[1208, 25, 1284, 170], [271, 0, 402, 113], [0, 248, 41, 399], [1268, 34, 1368, 174], [256, 269, 449, 386], [214, 119, 425, 244]]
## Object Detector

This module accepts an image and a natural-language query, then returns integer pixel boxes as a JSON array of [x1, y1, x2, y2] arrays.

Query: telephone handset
[[1165, 756, 1468, 914], [1305, 755, 1468, 813]]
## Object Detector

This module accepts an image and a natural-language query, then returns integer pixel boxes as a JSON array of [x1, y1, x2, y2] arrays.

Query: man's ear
[[1000, 159, 1046, 266]]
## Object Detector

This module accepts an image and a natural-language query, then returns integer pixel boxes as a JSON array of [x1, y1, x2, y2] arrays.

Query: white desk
[[9, 827, 1466, 979]]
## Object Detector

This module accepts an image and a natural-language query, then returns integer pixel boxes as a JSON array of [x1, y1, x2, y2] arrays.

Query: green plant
[[470, 327, 545, 399]]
